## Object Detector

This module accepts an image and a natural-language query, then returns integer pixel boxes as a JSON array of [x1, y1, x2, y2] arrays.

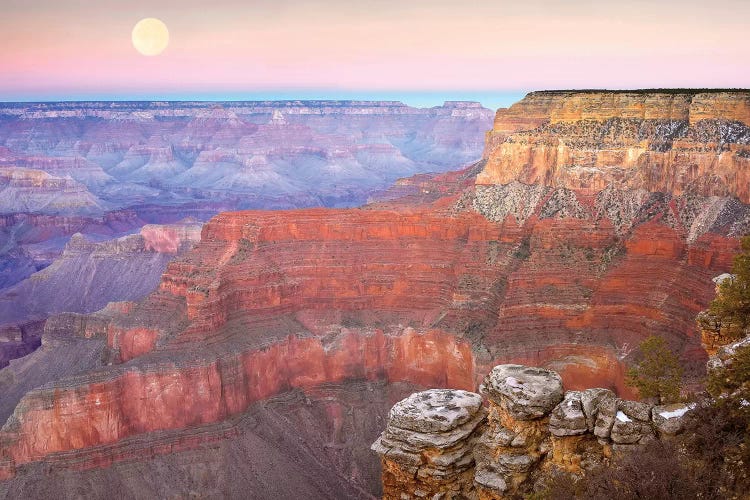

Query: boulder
[[388, 389, 484, 434], [481, 364, 564, 420], [372, 389, 486, 467], [372, 389, 486, 499], [652, 403, 695, 436], [593, 394, 618, 439], [580, 388, 616, 432], [474, 468, 508, 494], [610, 400, 654, 444], [549, 391, 588, 436], [496, 453, 538, 474]]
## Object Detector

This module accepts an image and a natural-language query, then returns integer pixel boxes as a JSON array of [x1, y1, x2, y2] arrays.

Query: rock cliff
[[479, 90, 750, 203]]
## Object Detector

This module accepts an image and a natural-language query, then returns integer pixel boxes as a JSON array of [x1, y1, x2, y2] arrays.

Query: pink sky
[[1, 0, 748, 102]]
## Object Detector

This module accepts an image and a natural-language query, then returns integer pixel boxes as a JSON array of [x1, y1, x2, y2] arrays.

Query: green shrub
[[626, 335, 683, 403]]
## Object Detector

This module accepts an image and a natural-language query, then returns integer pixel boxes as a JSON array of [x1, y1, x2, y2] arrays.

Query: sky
[[1, 0, 748, 109]]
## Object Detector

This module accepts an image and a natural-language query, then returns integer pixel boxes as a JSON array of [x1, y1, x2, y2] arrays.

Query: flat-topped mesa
[[478, 90, 750, 203], [374, 364, 696, 500]]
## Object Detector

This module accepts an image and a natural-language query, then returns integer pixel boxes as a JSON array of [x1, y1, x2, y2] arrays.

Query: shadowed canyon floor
[[1, 90, 749, 498]]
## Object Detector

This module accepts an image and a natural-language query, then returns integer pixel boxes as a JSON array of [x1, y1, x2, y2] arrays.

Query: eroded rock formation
[[372, 389, 485, 499], [0, 221, 202, 368], [373, 364, 695, 499]]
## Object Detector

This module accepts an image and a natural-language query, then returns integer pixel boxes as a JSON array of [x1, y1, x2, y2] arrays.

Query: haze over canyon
[[0, 100, 492, 369]]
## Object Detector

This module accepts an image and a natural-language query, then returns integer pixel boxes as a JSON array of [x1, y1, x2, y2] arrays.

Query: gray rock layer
[[481, 364, 564, 420]]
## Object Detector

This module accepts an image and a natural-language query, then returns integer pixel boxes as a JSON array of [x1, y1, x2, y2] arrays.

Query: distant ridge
[[530, 88, 750, 95]]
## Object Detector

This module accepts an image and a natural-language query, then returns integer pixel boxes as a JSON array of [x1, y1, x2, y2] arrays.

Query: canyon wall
[[479, 91, 750, 203], [0, 194, 741, 485]]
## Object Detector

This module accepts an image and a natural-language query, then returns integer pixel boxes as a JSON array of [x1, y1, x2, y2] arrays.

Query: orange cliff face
[[1, 328, 475, 470], [478, 91, 750, 203], [2, 92, 749, 489]]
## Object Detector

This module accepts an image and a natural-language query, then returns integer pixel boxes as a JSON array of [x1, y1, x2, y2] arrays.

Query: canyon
[[0, 100, 492, 368], [0, 90, 749, 498]]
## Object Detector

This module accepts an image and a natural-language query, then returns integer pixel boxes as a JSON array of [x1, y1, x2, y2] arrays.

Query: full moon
[[131, 18, 169, 56]]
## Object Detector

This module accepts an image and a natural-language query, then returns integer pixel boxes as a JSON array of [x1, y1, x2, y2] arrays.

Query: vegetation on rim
[[625, 335, 683, 404], [698, 235, 750, 344]]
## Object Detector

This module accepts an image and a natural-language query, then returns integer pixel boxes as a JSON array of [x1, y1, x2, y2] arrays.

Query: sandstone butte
[[1, 90, 749, 496]]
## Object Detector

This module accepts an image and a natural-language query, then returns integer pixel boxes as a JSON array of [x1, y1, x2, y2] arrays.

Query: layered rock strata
[[373, 364, 696, 499], [0, 192, 740, 483], [371, 389, 486, 499], [479, 90, 750, 203]]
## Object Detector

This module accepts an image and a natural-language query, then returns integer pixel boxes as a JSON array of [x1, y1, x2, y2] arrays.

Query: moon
[[132, 18, 169, 56]]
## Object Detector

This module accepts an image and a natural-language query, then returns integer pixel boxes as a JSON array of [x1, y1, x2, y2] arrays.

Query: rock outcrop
[[473, 366, 564, 498], [373, 364, 696, 499], [482, 365, 564, 420], [371, 389, 486, 499]]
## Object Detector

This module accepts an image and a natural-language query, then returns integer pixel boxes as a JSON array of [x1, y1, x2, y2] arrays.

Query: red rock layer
[[0, 200, 739, 479], [0, 328, 474, 473]]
